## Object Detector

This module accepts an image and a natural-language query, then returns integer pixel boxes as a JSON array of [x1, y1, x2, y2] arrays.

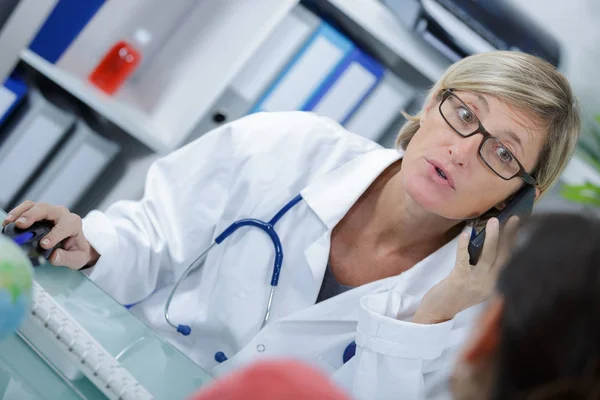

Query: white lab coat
[[82, 111, 482, 399]]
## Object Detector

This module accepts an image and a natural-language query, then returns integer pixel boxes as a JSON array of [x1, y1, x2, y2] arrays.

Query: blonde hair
[[396, 51, 580, 226]]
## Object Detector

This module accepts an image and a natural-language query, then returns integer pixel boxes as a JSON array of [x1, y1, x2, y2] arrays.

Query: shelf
[[20, 0, 299, 154], [21, 49, 169, 153], [324, 0, 451, 83], [20, 0, 444, 155]]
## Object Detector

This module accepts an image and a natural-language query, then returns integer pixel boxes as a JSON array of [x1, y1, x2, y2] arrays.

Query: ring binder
[[16, 119, 121, 210], [250, 22, 353, 114], [345, 72, 414, 141], [0, 77, 27, 127]]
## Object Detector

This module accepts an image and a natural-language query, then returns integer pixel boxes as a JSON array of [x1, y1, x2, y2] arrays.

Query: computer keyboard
[[18, 281, 153, 400]]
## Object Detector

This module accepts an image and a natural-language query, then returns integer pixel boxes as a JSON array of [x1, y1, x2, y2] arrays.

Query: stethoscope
[[165, 194, 356, 363], [163, 193, 357, 365], [164, 194, 304, 336]]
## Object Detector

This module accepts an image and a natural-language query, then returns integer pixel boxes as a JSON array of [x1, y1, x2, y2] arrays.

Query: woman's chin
[[405, 177, 462, 219]]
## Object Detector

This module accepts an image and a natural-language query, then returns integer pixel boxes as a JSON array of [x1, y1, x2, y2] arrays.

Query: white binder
[[345, 72, 415, 142], [0, 89, 75, 208], [186, 87, 255, 143], [191, 5, 320, 139], [305, 47, 385, 124], [250, 22, 354, 113], [230, 4, 320, 104], [17, 120, 120, 209], [310, 62, 378, 123]]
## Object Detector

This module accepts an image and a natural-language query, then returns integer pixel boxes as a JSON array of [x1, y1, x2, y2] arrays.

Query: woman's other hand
[[2, 201, 99, 270], [412, 216, 520, 324]]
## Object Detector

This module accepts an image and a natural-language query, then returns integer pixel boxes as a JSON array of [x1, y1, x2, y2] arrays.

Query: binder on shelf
[[305, 47, 385, 124], [193, 4, 320, 137], [345, 71, 415, 141], [0, 89, 75, 208], [28, 0, 106, 64], [0, 77, 28, 127], [17, 120, 120, 209], [250, 22, 354, 114], [188, 88, 254, 141], [230, 4, 320, 106]]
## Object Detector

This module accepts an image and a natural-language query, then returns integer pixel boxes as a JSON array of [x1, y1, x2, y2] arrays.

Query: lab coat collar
[[301, 148, 404, 230], [276, 222, 469, 324], [298, 146, 472, 312]]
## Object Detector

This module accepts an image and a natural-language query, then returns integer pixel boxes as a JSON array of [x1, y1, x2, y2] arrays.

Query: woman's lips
[[426, 159, 455, 190]]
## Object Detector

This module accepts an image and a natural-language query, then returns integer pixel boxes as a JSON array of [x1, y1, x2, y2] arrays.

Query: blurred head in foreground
[[189, 359, 349, 400], [452, 213, 600, 399]]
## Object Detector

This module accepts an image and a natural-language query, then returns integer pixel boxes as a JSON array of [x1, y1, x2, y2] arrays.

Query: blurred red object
[[189, 360, 350, 400], [88, 40, 141, 95]]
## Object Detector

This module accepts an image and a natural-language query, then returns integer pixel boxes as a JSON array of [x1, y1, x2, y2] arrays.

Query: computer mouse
[[2, 220, 56, 266]]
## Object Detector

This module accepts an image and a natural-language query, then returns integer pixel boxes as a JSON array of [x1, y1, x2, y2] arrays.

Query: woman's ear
[[462, 296, 503, 364]]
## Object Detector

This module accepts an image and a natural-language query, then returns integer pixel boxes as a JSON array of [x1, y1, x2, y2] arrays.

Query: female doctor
[[5, 51, 580, 399]]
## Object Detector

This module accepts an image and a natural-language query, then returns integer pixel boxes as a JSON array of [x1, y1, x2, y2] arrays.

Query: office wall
[[508, 0, 600, 117]]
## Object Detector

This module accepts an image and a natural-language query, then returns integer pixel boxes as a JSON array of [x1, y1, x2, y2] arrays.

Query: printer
[[381, 0, 561, 67]]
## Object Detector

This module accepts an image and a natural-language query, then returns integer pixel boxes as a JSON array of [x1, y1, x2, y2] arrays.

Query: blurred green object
[[578, 114, 600, 170], [0, 234, 34, 342], [562, 114, 600, 205], [561, 182, 600, 206]]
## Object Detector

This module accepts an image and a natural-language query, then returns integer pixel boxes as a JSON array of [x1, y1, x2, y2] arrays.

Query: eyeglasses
[[438, 89, 536, 185]]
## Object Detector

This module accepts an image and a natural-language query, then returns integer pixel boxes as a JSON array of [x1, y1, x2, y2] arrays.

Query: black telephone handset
[[468, 185, 536, 265]]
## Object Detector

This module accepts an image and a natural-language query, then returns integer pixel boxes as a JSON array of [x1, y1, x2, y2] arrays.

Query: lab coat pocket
[[312, 342, 351, 374], [304, 327, 357, 374]]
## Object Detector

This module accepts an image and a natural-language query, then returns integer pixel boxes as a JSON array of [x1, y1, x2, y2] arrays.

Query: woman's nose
[[448, 134, 481, 167]]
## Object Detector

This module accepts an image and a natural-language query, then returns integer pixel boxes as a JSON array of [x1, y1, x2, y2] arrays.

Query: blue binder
[[29, 0, 106, 64], [303, 47, 385, 124], [0, 78, 27, 127], [250, 22, 354, 114], [249, 20, 385, 125]]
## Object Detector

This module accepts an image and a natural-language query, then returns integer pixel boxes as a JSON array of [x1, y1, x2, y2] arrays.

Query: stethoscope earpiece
[[177, 324, 191, 336]]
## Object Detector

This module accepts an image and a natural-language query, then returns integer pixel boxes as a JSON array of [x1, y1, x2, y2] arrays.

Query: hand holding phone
[[468, 185, 536, 265], [414, 200, 526, 324]]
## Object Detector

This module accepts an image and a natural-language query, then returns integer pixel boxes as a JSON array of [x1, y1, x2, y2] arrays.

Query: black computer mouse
[[2, 220, 57, 266]]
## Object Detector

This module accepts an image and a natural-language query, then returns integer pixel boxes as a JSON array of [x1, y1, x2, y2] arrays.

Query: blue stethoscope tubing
[[164, 194, 304, 336]]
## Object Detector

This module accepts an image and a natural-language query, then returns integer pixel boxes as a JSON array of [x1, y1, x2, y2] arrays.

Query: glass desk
[[0, 264, 213, 400]]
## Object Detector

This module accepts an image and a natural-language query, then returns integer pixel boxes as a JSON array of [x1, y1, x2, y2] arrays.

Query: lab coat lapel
[[301, 149, 403, 230], [304, 230, 331, 282], [277, 222, 469, 325], [279, 146, 468, 323], [296, 148, 404, 305], [302, 230, 331, 299]]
